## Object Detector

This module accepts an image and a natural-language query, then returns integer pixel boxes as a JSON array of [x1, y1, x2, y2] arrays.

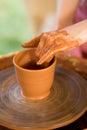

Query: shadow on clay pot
[[13, 48, 56, 100]]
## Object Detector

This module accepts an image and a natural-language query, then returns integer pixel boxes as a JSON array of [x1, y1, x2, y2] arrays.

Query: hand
[[22, 30, 80, 65]]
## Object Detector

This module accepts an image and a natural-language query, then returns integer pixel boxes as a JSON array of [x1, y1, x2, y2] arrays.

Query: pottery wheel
[[0, 66, 87, 130]]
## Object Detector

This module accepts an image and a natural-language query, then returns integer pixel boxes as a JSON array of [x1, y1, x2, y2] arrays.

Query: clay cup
[[13, 48, 56, 100]]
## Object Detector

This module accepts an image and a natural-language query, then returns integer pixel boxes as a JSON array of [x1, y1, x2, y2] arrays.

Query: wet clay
[[21, 58, 54, 70], [21, 62, 44, 70], [35, 31, 81, 65]]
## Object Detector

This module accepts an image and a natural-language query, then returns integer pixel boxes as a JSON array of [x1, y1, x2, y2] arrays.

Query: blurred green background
[[0, 0, 34, 55]]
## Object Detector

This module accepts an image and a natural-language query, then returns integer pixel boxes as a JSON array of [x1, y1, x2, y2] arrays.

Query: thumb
[[22, 33, 43, 48]]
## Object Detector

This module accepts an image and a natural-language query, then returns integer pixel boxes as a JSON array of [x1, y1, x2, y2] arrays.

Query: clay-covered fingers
[[36, 32, 60, 58], [37, 38, 80, 65], [36, 31, 68, 64], [39, 31, 69, 57], [37, 43, 59, 65], [22, 33, 43, 48], [39, 33, 57, 57], [35, 32, 51, 57]]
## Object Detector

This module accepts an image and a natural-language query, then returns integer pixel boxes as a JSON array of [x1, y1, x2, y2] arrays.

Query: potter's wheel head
[[0, 66, 87, 130]]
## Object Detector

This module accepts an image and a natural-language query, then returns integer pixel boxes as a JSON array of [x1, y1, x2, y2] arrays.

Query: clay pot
[[13, 48, 56, 100]]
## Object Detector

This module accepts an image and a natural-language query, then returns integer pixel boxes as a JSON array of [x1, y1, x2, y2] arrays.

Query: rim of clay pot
[[13, 49, 56, 72]]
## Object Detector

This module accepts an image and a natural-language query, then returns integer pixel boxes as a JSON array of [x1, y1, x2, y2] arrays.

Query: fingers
[[40, 31, 68, 57], [36, 30, 81, 65], [22, 33, 43, 48], [37, 32, 58, 58], [37, 49, 53, 65], [36, 32, 66, 64], [35, 32, 50, 57], [37, 40, 68, 65], [37, 43, 58, 65], [37, 34, 51, 57]]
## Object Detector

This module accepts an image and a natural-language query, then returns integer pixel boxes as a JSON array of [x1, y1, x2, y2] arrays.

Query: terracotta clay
[[13, 48, 56, 100]]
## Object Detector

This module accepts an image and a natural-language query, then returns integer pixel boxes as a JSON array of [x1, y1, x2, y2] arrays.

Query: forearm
[[56, 0, 80, 29]]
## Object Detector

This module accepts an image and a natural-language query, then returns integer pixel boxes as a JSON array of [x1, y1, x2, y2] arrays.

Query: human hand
[[22, 30, 80, 65], [22, 20, 87, 65]]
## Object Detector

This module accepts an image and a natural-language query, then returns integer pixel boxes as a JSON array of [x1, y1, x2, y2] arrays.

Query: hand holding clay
[[22, 20, 87, 65]]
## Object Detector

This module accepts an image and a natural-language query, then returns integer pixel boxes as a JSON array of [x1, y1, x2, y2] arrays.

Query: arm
[[56, 0, 80, 29]]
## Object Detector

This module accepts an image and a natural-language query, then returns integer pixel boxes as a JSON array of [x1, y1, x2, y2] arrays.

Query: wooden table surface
[[0, 53, 87, 130]]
